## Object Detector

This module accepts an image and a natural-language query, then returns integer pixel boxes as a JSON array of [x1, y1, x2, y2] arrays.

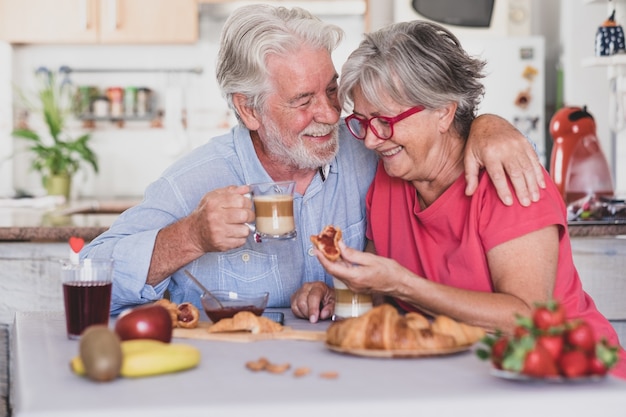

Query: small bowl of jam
[[200, 290, 269, 323]]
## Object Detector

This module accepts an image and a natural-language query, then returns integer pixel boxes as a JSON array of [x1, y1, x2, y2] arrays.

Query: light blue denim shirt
[[82, 123, 378, 315]]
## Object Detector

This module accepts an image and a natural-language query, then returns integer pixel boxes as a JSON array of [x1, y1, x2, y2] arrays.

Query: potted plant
[[12, 67, 98, 200]]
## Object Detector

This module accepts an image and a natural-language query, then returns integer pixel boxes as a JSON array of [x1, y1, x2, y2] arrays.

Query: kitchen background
[[0, 0, 622, 200]]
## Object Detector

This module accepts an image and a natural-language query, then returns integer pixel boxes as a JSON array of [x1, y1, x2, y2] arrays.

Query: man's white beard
[[262, 117, 339, 170]]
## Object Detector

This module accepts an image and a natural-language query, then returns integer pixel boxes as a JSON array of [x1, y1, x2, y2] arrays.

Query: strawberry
[[512, 313, 535, 338], [589, 338, 620, 376], [501, 335, 558, 377], [476, 333, 510, 369], [532, 300, 566, 330], [514, 325, 530, 338], [522, 342, 558, 377], [490, 336, 510, 369], [566, 321, 596, 353], [558, 350, 589, 378], [537, 333, 564, 361], [589, 356, 609, 376]]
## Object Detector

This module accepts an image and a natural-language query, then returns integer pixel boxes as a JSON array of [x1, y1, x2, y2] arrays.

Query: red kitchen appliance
[[549, 106, 614, 204]]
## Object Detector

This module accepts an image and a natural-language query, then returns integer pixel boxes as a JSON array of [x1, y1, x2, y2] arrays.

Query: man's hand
[[188, 185, 255, 253], [146, 185, 254, 286], [465, 114, 545, 206], [291, 281, 334, 323]]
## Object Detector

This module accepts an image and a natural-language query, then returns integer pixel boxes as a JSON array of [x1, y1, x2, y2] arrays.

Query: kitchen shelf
[[75, 114, 156, 122], [583, 54, 626, 67], [59, 66, 203, 75], [199, 0, 366, 17]]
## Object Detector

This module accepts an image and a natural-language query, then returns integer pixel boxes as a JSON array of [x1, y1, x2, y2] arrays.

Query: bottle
[[107, 87, 124, 118], [136, 88, 152, 117], [92, 96, 110, 118], [124, 87, 136, 117]]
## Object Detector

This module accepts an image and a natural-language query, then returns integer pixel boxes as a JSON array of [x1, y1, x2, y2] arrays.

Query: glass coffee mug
[[247, 180, 297, 240], [332, 277, 373, 320]]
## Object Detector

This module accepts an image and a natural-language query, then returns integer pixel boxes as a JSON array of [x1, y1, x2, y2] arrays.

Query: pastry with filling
[[208, 311, 283, 334], [310, 225, 342, 261]]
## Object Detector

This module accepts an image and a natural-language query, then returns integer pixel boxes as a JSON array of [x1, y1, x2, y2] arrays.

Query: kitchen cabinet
[[571, 235, 626, 343], [0, 0, 198, 44], [571, 236, 626, 321], [0, 242, 68, 325]]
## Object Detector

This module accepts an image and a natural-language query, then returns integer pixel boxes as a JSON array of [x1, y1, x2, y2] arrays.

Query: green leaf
[[11, 129, 40, 141], [501, 335, 535, 373], [12, 69, 98, 179], [475, 348, 491, 360], [595, 338, 619, 369]]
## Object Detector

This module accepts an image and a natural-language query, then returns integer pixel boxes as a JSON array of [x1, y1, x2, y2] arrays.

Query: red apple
[[114, 304, 173, 343]]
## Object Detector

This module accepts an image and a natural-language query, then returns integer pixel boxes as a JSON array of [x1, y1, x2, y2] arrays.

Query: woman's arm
[[319, 226, 559, 334]]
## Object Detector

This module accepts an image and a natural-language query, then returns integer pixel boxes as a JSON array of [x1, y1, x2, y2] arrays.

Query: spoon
[[184, 269, 224, 309]]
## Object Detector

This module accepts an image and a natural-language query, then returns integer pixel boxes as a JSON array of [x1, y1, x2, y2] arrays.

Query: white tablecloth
[[10, 310, 626, 417]]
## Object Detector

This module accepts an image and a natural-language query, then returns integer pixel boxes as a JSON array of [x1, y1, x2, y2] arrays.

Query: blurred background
[[0, 0, 621, 200]]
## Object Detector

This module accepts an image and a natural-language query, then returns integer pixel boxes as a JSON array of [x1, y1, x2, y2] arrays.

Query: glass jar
[[92, 96, 110, 118], [106, 87, 124, 118], [124, 86, 137, 117]]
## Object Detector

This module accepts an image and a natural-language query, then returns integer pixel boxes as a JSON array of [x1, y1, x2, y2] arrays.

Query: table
[[11, 310, 626, 417]]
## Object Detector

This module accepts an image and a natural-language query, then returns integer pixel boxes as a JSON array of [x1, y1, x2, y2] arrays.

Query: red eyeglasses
[[345, 105, 425, 140]]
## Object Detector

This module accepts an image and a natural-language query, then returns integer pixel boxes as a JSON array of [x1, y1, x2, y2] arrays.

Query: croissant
[[326, 304, 485, 350], [208, 311, 283, 334], [431, 314, 486, 346]]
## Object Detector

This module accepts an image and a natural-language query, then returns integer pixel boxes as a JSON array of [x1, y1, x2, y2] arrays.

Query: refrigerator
[[0, 41, 13, 197], [461, 36, 547, 166]]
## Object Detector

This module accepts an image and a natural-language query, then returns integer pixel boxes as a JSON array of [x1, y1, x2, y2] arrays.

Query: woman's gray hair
[[216, 4, 344, 123], [339, 21, 486, 140]]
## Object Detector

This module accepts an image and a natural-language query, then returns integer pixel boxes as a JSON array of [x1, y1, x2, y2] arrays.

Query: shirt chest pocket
[[217, 250, 281, 288], [341, 218, 367, 251]]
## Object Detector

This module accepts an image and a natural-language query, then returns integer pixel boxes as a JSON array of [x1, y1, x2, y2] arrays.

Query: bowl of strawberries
[[477, 300, 620, 381]]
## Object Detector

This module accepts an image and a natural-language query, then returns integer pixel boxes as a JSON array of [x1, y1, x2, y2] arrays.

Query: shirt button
[[242, 253, 250, 262], [308, 247, 315, 256]]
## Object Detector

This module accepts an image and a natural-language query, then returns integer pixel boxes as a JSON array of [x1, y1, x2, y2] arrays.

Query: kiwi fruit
[[79, 325, 123, 382]]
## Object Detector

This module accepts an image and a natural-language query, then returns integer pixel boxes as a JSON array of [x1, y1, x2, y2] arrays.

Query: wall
[[0, 42, 11, 198], [8, 4, 365, 199], [560, 0, 623, 193]]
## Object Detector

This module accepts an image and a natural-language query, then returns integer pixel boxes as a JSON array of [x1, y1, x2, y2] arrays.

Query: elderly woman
[[294, 20, 625, 378]]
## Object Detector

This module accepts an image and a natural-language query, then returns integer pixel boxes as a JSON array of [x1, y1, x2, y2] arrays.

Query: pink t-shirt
[[366, 161, 626, 378]]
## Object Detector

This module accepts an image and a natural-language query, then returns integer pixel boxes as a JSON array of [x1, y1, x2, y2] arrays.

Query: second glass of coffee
[[332, 277, 373, 320]]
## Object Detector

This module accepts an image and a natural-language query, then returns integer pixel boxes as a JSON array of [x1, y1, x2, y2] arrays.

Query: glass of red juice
[[61, 258, 114, 339]]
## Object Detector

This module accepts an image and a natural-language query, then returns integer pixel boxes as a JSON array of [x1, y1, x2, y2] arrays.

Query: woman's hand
[[464, 114, 545, 207], [315, 241, 403, 297]]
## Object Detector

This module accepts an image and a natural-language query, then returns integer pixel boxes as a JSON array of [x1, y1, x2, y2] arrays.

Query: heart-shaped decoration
[[69, 236, 85, 253]]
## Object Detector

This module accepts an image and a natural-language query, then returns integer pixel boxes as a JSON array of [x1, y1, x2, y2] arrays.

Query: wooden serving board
[[325, 343, 472, 358], [173, 322, 326, 343]]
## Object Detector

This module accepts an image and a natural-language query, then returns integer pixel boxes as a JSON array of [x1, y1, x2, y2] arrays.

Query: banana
[[70, 355, 86, 376], [70, 339, 201, 379], [121, 343, 201, 378], [121, 339, 171, 355]]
